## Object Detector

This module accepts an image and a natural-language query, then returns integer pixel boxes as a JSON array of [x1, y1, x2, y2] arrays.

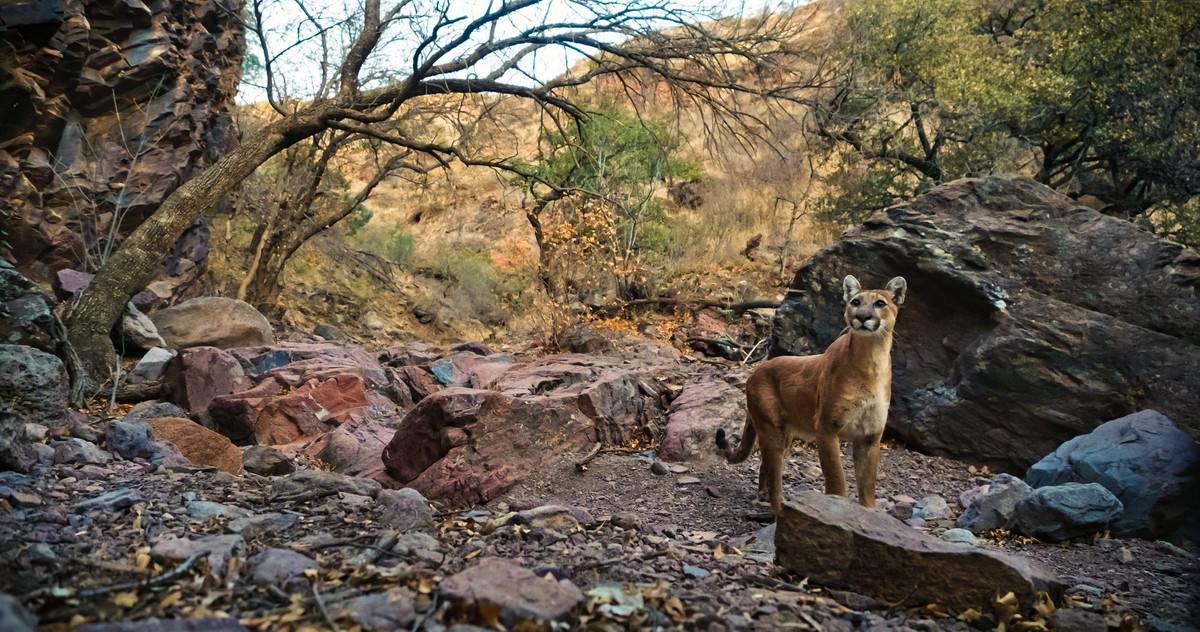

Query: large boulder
[[775, 492, 1058, 611], [659, 379, 744, 462], [0, 345, 68, 428], [1011, 483, 1124, 542], [151, 298, 274, 350], [382, 355, 670, 508], [145, 417, 243, 474], [1, 345, 68, 471], [209, 375, 368, 446], [161, 347, 250, 418], [1025, 410, 1199, 537], [772, 177, 1200, 470], [0, 262, 56, 352]]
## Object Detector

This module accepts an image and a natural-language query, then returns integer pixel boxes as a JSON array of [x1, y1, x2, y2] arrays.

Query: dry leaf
[[135, 553, 150, 569], [160, 592, 182, 609], [713, 545, 725, 560], [664, 597, 685, 622], [112, 591, 139, 607]]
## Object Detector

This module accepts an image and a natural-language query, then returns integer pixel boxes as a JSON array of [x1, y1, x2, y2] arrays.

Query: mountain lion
[[716, 275, 906, 513]]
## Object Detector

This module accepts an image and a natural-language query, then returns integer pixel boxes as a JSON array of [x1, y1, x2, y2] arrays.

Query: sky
[[238, 0, 787, 104]]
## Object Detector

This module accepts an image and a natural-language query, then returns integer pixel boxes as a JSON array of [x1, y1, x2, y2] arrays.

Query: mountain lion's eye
[[874, 300, 887, 308], [850, 299, 860, 307]]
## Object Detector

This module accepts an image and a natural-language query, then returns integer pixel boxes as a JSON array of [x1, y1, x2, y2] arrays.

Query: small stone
[[1118, 547, 1134, 564], [668, 464, 689, 474], [75, 489, 141, 513], [246, 548, 317, 588], [892, 494, 917, 504], [610, 512, 641, 530], [241, 446, 295, 476], [394, 532, 441, 555], [941, 528, 980, 547], [126, 347, 176, 384], [677, 476, 701, 485], [227, 513, 298, 539], [328, 588, 416, 629], [957, 474, 1034, 533], [151, 534, 244, 581], [9, 491, 41, 507], [52, 438, 112, 465], [913, 495, 952, 520], [24, 542, 58, 565], [650, 460, 669, 475], [439, 559, 584, 625], [377, 488, 433, 531], [186, 501, 250, 520], [889, 502, 914, 521], [682, 565, 710, 579], [1049, 608, 1109, 632]]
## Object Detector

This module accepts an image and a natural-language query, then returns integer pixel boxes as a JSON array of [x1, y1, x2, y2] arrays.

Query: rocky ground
[[1, 372, 1196, 631]]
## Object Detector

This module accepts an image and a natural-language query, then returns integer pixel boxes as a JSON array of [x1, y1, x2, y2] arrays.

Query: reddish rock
[[161, 347, 250, 416], [209, 375, 368, 446], [312, 422, 396, 477], [378, 342, 443, 367], [382, 388, 491, 483], [391, 366, 443, 402], [440, 558, 584, 626], [660, 379, 746, 461], [146, 417, 243, 474], [381, 355, 671, 508], [403, 392, 595, 508]]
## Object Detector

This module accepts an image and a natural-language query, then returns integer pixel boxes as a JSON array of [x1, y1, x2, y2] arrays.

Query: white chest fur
[[837, 390, 888, 441]]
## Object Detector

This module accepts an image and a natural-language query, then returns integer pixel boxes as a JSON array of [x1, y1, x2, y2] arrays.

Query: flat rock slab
[[269, 470, 381, 503], [775, 492, 1058, 611], [440, 558, 584, 626]]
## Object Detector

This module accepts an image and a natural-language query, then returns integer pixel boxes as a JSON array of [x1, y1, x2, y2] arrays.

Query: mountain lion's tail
[[715, 412, 757, 463]]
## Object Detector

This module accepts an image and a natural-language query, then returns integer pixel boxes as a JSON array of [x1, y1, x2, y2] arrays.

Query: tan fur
[[718, 275, 906, 513]]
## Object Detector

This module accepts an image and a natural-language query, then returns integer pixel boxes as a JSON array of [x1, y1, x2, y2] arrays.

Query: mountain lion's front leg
[[815, 433, 846, 497], [852, 434, 882, 507]]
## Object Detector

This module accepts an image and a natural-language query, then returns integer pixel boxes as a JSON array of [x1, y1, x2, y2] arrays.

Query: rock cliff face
[[0, 0, 244, 288], [772, 177, 1200, 471]]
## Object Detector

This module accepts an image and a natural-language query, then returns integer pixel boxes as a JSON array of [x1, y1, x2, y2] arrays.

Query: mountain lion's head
[[842, 275, 906, 335]]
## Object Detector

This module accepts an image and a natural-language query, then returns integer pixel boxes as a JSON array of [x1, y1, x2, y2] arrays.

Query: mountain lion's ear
[[885, 277, 907, 305], [842, 275, 861, 302]]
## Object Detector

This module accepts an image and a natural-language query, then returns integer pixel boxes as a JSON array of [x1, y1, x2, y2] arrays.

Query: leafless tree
[[65, 0, 832, 391]]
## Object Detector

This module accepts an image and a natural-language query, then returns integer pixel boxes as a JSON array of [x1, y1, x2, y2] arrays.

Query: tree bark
[[65, 108, 332, 388]]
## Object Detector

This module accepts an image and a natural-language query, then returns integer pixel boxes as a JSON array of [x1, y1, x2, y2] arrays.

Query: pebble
[[650, 461, 669, 475], [683, 564, 710, 579]]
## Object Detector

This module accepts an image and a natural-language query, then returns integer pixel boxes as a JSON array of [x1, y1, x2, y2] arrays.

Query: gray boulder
[[0, 345, 69, 434], [1025, 410, 1199, 537], [771, 177, 1200, 470], [150, 297, 274, 350], [52, 437, 112, 465], [0, 261, 56, 353], [119, 302, 166, 352], [126, 347, 176, 385], [105, 420, 157, 460], [0, 592, 36, 632], [957, 474, 1034, 533], [1012, 483, 1123, 542]]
